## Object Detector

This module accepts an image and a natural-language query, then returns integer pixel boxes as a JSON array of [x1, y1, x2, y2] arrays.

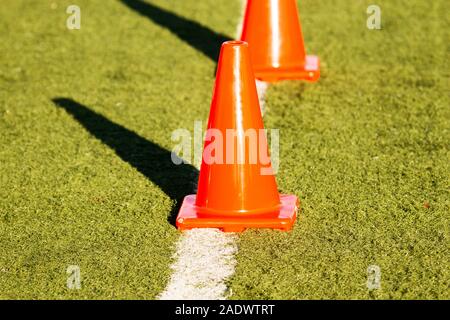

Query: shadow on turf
[[119, 0, 230, 63], [52, 98, 198, 227]]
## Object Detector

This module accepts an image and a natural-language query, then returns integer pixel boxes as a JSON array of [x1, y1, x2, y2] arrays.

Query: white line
[[158, 229, 238, 300], [158, 0, 270, 300]]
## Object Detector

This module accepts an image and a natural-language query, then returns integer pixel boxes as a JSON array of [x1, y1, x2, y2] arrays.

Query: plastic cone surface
[[240, 0, 320, 82], [176, 41, 298, 232]]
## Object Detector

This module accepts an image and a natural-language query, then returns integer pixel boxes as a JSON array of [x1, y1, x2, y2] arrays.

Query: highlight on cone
[[240, 0, 320, 82], [175, 41, 299, 233]]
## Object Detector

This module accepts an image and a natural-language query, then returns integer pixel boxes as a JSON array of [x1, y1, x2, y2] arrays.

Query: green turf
[[0, 0, 239, 299], [0, 0, 448, 299], [229, 0, 449, 299]]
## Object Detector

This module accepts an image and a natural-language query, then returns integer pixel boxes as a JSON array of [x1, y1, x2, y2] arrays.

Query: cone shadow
[[52, 98, 198, 226], [119, 0, 230, 62]]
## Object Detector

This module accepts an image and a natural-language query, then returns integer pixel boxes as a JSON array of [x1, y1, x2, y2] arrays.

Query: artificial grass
[[0, 0, 448, 300], [0, 0, 239, 299], [229, 0, 449, 299]]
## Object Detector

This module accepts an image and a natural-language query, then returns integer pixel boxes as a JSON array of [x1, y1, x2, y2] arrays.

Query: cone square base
[[254, 55, 320, 83], [176, 195, 299, 232]]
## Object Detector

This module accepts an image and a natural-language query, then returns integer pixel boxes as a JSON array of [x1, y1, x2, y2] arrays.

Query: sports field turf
[[0, 0, 448, 299]]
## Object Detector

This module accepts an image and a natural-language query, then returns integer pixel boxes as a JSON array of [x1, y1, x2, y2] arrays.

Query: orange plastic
[[176, 41, 299, 232], [240, 0, 320, 82]]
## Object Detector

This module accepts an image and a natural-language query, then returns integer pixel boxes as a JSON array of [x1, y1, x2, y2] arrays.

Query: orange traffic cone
[[240, 0, 320, 82], [176, 41, 299, 232]]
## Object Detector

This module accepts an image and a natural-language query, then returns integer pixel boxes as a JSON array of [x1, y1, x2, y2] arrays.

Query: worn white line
[[158, 229, 238, 300]]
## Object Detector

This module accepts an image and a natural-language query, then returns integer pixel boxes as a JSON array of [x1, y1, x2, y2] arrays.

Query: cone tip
[[222, 40, 248, 48]]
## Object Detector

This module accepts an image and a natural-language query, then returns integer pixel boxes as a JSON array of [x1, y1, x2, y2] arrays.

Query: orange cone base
[[176, 195, 299, 232], [254, 55, 320, 83]]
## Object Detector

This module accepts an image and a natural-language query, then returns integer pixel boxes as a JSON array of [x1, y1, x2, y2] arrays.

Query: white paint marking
[[158, 229, 238, 300], [158, 0, 270, 301]]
